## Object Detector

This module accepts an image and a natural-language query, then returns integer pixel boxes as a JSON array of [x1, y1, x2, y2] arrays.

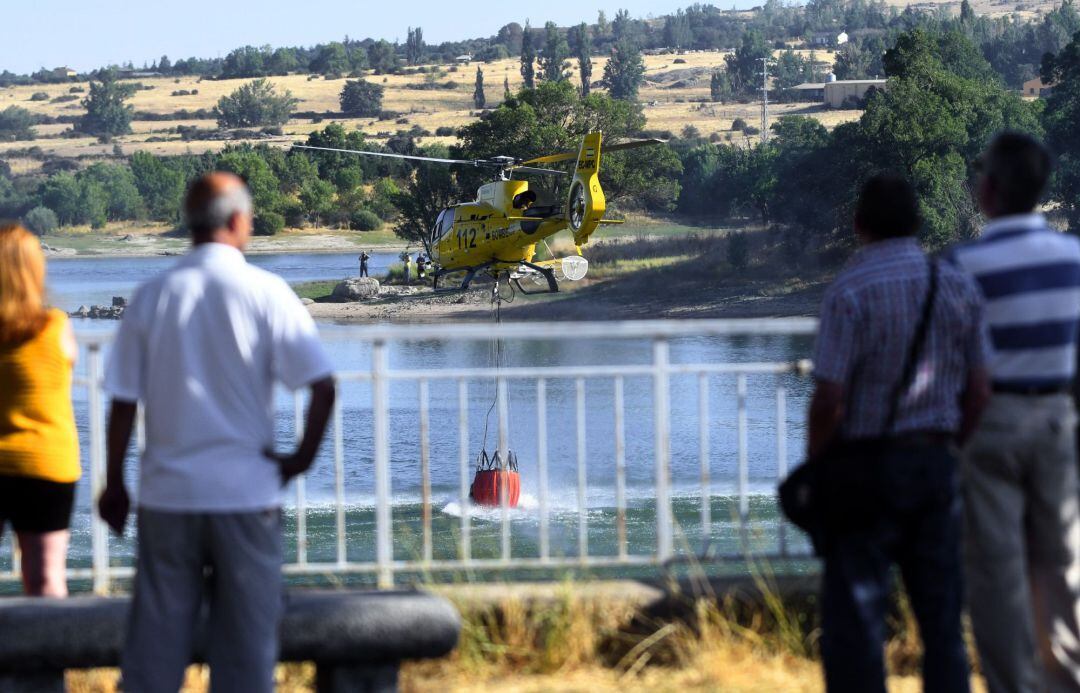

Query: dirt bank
[[307, 259, 827, 324]]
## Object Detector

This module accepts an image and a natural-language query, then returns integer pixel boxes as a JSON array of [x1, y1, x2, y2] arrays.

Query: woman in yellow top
[[0, 223, 79, 596]]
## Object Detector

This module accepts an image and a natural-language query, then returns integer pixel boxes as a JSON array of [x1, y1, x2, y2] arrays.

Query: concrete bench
[[0, 589, 461, 692]]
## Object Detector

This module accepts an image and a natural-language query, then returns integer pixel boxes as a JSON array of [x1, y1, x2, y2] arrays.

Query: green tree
[[368, 40, 399, 75], [216, 147, 283, 214], [214, 78, 297, 128], [391, 144, 457, 254], [0, 106, 35, 141], [1042, 31, 1080, 231], [37, 172, 83, 225], [268, 47, 299, 75], [725, 30, 771, 96], [663, 9, 693, 49], [23, 206, 58, 235], [521, 21, 536, 89], [78, 70, 135, 143], [541, 21, 570, 82], [158, 55, 171, 73], [299, 178, 336, 227], [406, 27, 425, 65], [571, 23, 593, 96], [311, 42, 350, 77], [129, 151, 186, 221], [222, 46, 268, 78], [602, 39, 645, 101], [473, 67, 486, 109], [340, 79, 384, 117], [710, 69, 734, 102], [82, 163, 144, 220]]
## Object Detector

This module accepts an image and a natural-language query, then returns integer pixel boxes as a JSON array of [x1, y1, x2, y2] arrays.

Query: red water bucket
[[470, 469, 521, 508]]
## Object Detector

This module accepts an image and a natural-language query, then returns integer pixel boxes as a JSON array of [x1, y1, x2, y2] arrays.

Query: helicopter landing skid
[[510, 260, 560, 295], [433, 262, 495, 293]]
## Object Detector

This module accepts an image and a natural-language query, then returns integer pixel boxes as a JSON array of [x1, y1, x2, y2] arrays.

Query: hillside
[[0, 50, 856, 173]]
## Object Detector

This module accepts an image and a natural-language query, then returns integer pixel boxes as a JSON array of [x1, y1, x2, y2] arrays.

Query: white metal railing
[[1, 319, 818, 593]]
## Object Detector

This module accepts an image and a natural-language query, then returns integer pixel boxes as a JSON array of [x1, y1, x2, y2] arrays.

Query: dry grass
[[63, 576, 990, 693], [0, 51, 859, 161]]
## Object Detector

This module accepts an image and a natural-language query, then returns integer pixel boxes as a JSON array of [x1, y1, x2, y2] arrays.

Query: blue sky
[[2, 0, 734, 75]]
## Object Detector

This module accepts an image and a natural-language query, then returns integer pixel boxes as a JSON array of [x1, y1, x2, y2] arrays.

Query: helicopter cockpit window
[[435, 210, 454, 238]]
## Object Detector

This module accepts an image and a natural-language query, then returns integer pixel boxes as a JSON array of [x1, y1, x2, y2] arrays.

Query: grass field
[[0, 50, 861, 163]]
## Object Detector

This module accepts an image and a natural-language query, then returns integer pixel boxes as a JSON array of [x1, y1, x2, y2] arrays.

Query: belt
[[992, 383, 1072, 396]]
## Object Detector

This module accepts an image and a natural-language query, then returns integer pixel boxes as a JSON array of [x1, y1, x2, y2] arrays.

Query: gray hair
[[185, 183, 253, 234]]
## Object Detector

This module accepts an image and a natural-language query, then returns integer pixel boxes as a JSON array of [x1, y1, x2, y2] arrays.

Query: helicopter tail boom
[[566, 133, 606, 247]]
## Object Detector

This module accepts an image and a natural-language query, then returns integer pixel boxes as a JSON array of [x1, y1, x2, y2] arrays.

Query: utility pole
[[759, 57, 770, 142]]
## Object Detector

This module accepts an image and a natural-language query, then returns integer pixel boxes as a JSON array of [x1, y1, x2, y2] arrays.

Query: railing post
[[614, 376, 627, 560], [87, 343, 109, 595], [497, 377, 511, 562], [333, 388, 346, 567], [458, 380, 471, 563], [737, 373, 749, 549], [699, 373, 711, 556], [776, 377, 788, 556], [576, 378, 588, 563], [653, 339, 673, 563], [419, 379, 432, 564], [537, 379, 549, 562], [372, 340, 393, 588], [294, 391, 307, 566]]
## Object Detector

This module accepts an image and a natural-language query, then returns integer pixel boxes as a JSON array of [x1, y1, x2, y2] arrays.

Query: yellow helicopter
[[293, 132, 661, 294]]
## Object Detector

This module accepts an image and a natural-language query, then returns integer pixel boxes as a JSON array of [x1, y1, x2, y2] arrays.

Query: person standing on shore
[[359, 250, 370, 278], [949, 132, 1080, 693], [0, 223, 80, 597], [97, 172, 336, 692], [808, 175, 990, 692], [402, 251, 412, 284]]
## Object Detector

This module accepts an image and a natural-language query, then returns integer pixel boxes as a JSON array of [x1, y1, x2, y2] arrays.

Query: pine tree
[[406, 27, 425, 65], [473, 66, 486, 109], [520, 21, 536, 89]]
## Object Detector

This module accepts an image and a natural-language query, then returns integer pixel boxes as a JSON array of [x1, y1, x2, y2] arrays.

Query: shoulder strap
[[882, 257, 939, 435]]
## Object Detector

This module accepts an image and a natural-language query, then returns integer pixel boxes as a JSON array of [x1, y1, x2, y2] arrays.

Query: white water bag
[[561, 256, 589, 281]]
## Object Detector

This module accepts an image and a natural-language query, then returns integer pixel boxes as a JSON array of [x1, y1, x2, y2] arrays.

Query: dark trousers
[[821, 442, 970, 693]]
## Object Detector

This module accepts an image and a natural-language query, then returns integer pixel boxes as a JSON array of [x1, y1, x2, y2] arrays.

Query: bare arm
[[958, 367, 990, 445], [266, 376, 336, 484], [807, 380, 845, 459], [98, 400, 137, 535]]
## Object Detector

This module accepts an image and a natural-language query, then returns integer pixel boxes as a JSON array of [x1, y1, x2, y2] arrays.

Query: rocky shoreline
[[71, 297, 127, 320]]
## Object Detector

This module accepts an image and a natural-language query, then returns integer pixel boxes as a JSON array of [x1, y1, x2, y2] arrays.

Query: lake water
[[4, 252, 817, 583]]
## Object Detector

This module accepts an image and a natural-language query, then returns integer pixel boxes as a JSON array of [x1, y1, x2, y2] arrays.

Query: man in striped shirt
[[949, 132, 1080, 693]]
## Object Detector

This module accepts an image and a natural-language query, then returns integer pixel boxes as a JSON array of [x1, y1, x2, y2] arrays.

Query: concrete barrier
[[0, 589, 461, 692]]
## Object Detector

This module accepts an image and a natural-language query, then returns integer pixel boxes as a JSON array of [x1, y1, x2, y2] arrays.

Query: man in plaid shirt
[[808, 175, 990, 692]]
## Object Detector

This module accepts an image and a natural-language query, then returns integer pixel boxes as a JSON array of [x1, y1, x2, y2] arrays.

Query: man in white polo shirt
[[97, 172, 336, 693]]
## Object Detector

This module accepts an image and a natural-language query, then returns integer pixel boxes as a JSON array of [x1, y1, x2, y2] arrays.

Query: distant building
[[51, 67, 77, 80], [824, 79, 886, 108], [790, 78, 888, 108], [837, 31, 849, 45], [809, 32, 835, 47], [455, 54, 473, 64], [1022, 77, 1054, 98], [790, 82, 826, 102]]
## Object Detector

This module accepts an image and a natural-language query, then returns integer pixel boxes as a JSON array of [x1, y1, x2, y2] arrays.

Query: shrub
[[51, 95, 78, 103], [731, 118, 747, 131], [673, 58, 687, 64], [254, 210, 285, 236], [214, 78, 297, 128], [351, 209, 382, 231], [377, 110, 401, 120], [23, 206, 59, 235], [743, 125, 760, 136], [29, 92, 49, 101], [0, 106, 36, 141], [68, 86, 85, 94], [727, 232, 749, 270], [434, 126, 455, 136]]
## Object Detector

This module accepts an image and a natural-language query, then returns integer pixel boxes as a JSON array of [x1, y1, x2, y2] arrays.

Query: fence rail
[[1, 319, 818, 593]]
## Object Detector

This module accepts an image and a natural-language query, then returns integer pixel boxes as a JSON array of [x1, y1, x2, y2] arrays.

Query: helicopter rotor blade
[[291, 144, 473, 166], [508, 165, 567, 176], [518, 138, 666, 166]]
